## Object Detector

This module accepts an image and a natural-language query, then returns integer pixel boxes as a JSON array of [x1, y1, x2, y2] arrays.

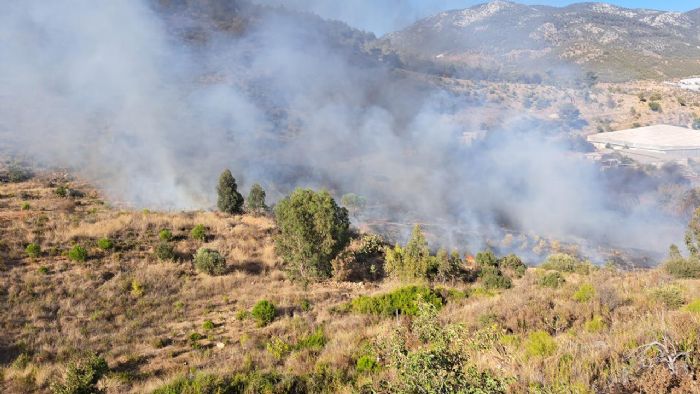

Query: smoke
[[0, 0, 685, 259]]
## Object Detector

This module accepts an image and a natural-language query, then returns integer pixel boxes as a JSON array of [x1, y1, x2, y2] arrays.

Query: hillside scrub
[[3, 173, 700, 393]]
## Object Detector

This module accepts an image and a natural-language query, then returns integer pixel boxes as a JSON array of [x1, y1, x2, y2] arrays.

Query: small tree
[[251, 300, 276, 327], [274, 189, 350, 283], [216, 169, 244, 215], [246, 183, 267, 214], [385, 225, 433, 280], [341, 193, 367, 219]]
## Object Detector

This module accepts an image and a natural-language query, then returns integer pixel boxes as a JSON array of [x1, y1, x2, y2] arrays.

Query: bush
[[332, 234, 385, 282], [475, 250, 498, 267], [539, 271, 565, 288], [251, 300, 276, 327], [541, 253, 590, 274], [202, 320, 215, 330], [584, 315, 606, 333], [479, 266, 512, 290], [159, 229, 173, 241], [194, 248, 226, 275], [25, 243, 41, 258], [155, 242, 176, 261], [67, 245, 88, 262], [55, 185, 68, 197], [51, 352, 108, 394], [217, 169, 244, 215], [650, 285, 685, 309], [573, 283, 595, 302], [274, 189, 350, 282], [356, 355, 379, 374], [6, 163, 33, 183], [350, 286, 443, 316], [96, 238, 113, 250], [664, 258, 700, 279], [648, 101, 662, 112], [500, 254, 527, 277], [525, 330, 557, 358], [190, 224, 207, 241], [21, 202, 30, 210]]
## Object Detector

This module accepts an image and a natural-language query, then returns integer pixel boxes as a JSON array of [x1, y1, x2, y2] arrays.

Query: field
[[1, 171, 700, 393]]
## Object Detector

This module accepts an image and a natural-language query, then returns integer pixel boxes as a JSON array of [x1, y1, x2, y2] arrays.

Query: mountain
[[379, 1, 700, 81]]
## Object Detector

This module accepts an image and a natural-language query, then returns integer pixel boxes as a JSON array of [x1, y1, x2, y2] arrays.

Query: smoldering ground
[[0, 0, 686, 259]]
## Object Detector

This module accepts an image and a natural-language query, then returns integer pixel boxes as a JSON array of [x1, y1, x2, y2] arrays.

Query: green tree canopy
[[216, 169, 244, 215], [274, 188, 350, 283], [246, 183, 267, 214]]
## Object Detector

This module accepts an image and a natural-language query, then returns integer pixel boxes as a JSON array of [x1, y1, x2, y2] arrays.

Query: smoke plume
[[0, 0, 685, 260]]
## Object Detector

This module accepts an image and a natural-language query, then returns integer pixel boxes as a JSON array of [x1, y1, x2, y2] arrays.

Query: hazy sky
[[256, 0, 699, 35]]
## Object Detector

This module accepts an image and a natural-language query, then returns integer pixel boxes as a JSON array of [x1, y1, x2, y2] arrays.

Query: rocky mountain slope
[[379, 0, 700, 81]]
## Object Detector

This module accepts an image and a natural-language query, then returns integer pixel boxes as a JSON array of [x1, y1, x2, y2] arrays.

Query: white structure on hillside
[[587, 125, 700, 161]]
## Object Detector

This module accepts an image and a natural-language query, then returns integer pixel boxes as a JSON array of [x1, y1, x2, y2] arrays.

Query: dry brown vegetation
[[2, 172, 700, 393]]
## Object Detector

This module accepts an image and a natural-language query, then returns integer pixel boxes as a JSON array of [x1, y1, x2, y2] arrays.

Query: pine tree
[[216, 169, 244, 214]]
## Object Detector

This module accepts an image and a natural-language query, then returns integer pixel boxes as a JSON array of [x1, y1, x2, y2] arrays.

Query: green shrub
[[12, 353, 31, 369], [664, 258, 700, 279], [500, 253, 527, 277], [25, 243, 41, 258], [67, 245, 88, 262], [251, 300, 276, 327], [475, 250, 499, 267], [539, 271, 565, 288], [96, 238, 113, 250], [350, 286, 443, 316], [648, 101, 661, 112], [356, 355, 379, 374], [194, 248, 226, 275], [190, 224, 207, 241], [296, 327, 327, 352], [38, 266, 49, 275], [573, 283, 595, 302], [479, 266, 512, 290], [300, 299, 312, 312], [274, 188, 350, 283], [6, 164, 33, 183], [159, 229, 173, 241], [540, 253, 590, 274], [650, 285, 685, 309], [50, 352, 108, 394], [54, 186, 68, 198], [202, 320, 215, 330], [584, 315, 606, 333], [266, 337, 292, 360], [21, 202, 30, 210], [525, 330, 557, 358], [155, 242, 176, 261], [685, 299, 700, 313]]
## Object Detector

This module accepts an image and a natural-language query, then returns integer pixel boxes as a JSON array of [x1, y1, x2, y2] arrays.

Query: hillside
[[379, 1, 700, 81], [1, 169, 700, 393]]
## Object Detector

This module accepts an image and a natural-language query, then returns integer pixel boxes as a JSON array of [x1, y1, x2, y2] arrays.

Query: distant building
[[587, 125, 700, 163]]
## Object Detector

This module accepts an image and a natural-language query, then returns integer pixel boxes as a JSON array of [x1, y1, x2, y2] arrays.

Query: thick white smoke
[[0, 0, 685, 258]]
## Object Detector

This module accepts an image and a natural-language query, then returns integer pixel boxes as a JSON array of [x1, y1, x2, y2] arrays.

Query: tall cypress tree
[[217, 169, 244, 214]]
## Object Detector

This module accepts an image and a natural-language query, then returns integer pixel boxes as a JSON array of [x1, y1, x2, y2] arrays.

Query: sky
[[255, 0, 700, 35]]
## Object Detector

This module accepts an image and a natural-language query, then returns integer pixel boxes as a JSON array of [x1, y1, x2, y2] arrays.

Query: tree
[[216, 169, 243, 214], [386, 225, 433, 280], [341, 193, 366, 219], [246, 183, 267, 214], [685, 207, 700, 258], [274, 189, 350, 283]]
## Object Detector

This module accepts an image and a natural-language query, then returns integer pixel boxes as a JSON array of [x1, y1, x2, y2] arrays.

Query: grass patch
[[350, 286, 443, 316]]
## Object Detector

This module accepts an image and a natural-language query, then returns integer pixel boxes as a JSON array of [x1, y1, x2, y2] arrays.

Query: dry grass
[[1, 173, 700, 393]]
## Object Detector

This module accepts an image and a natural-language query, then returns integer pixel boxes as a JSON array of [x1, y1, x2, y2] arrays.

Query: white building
[[587, 125, 700, 161]]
